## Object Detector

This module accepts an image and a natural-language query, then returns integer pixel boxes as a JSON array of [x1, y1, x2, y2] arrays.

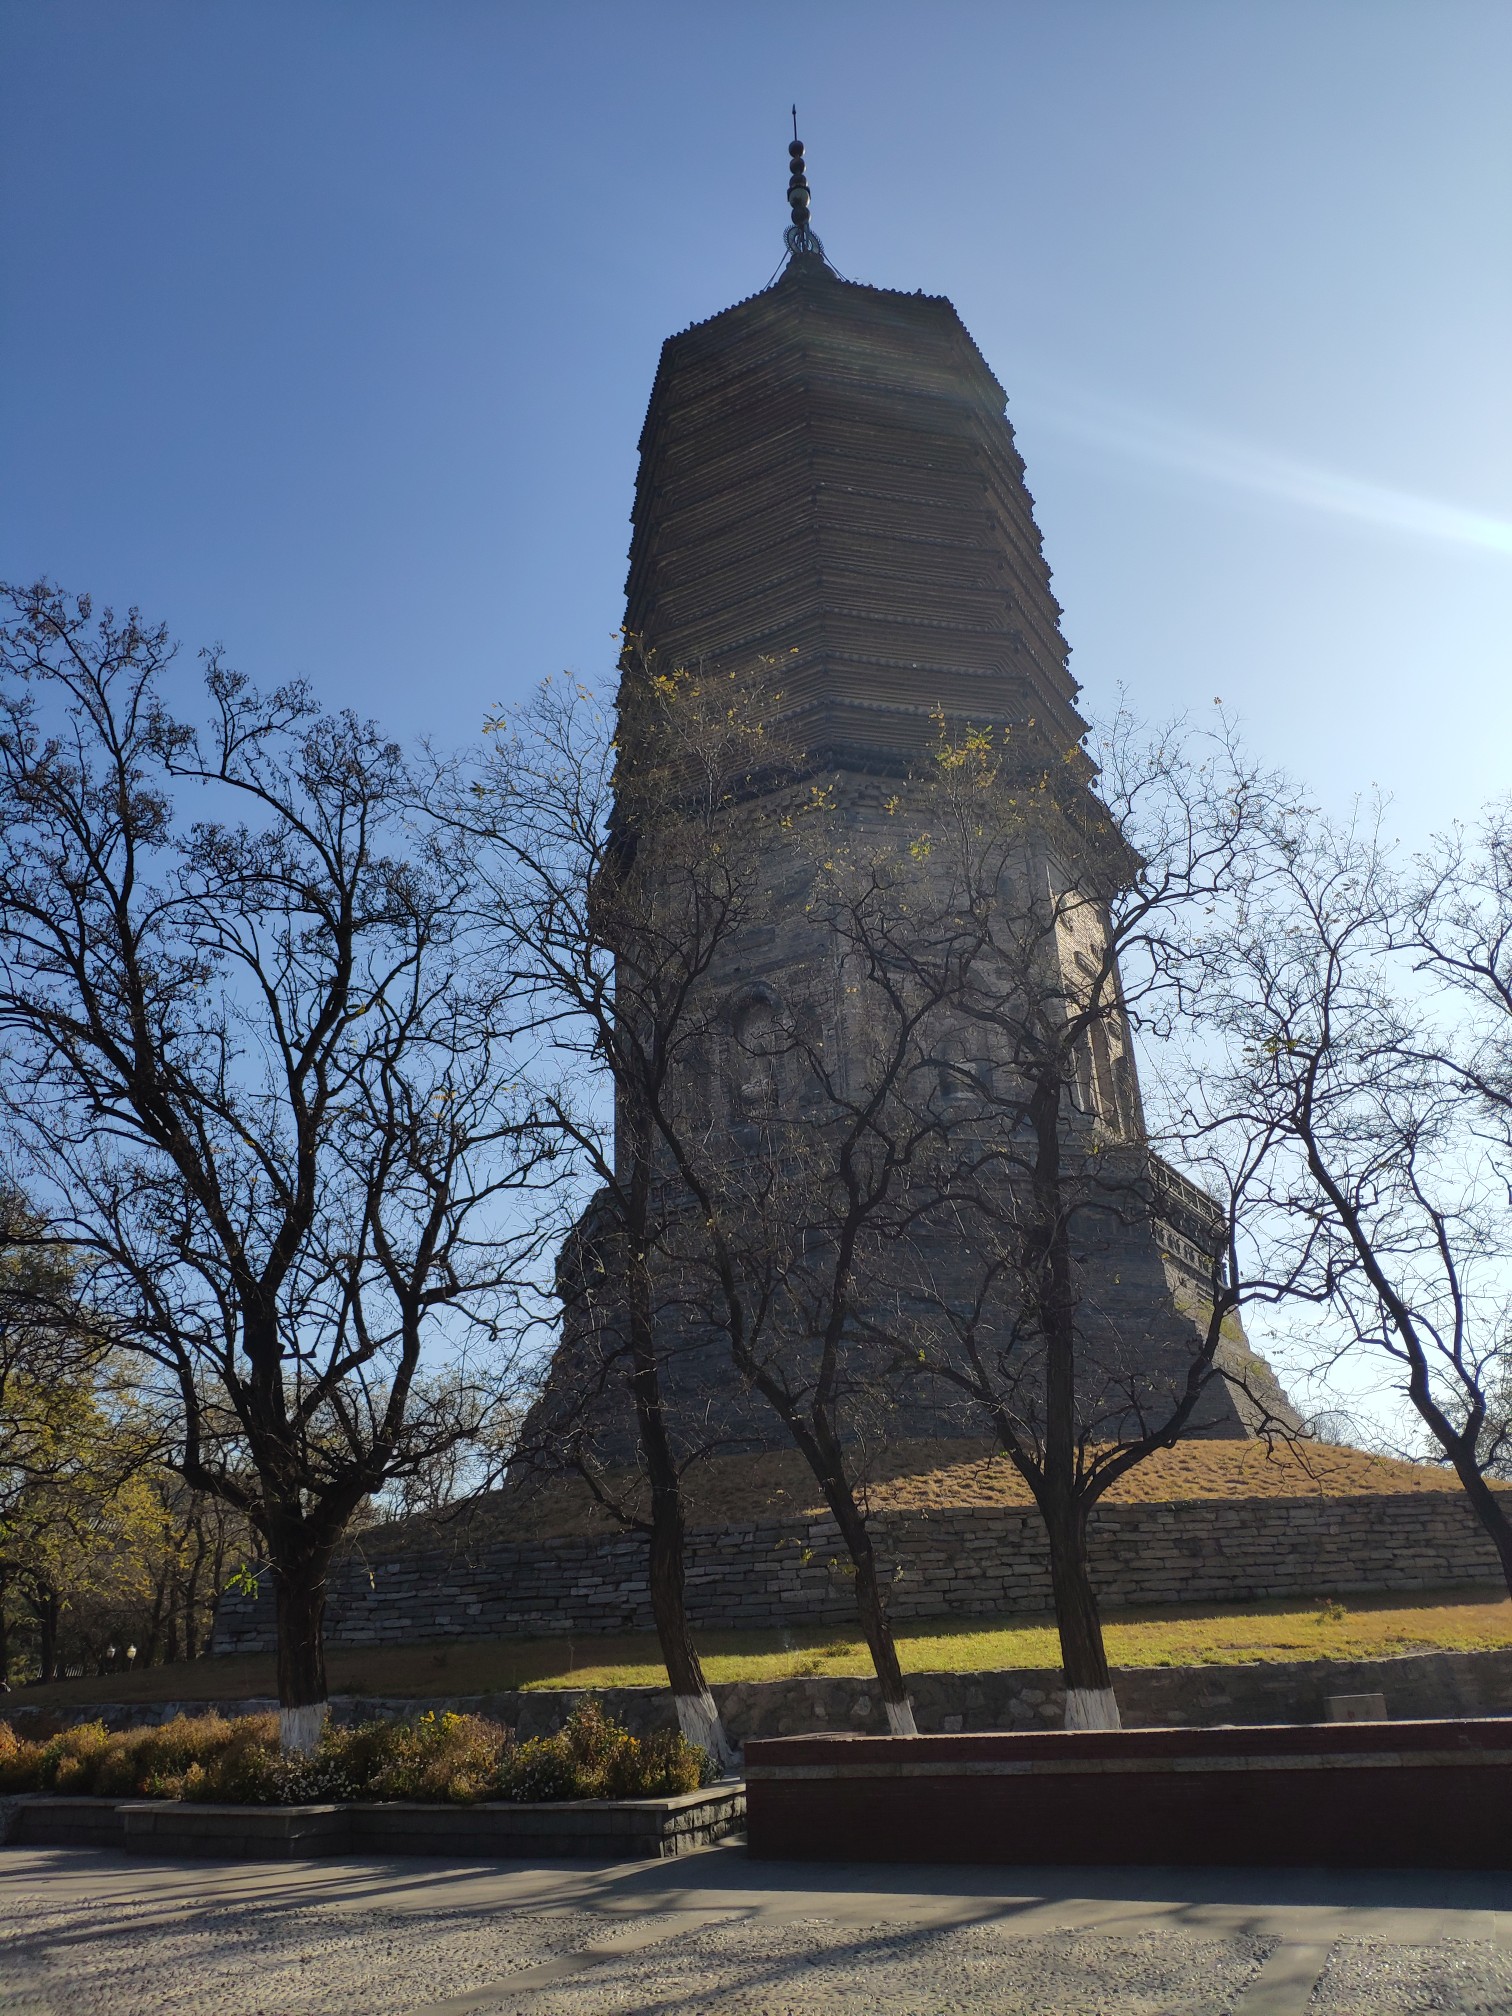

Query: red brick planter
[[744, 1719, 1512, 1869]]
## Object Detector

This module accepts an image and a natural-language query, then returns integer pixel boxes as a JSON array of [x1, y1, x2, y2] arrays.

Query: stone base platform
[[212, 1447, 1512, 1656]]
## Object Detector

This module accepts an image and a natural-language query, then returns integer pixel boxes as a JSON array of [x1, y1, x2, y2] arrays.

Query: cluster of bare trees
[[1176, 791, 1512, 1592], [0, 583, 567, 1746], [453, 668, 1306, 1740], [460, 663, 1512, 1742], [4, 576, 1510, 1753]]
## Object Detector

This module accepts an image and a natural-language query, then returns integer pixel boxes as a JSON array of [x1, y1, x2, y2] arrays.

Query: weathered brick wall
[[211, 1490, 1504, 1657]]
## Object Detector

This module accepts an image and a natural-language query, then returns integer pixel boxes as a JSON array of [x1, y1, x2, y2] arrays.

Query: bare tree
[[647, 825, 967, 1740], [464, 662, 1304, 1738], [0, 582, 560, 1746], [1411, 800, 1512, 1130], [456, 657, 793, 1768], [1196, 795, 1512, 1595], [754, 717, 1303, 1728], [466, 658, 961, 1741], [594, 712, 1296, 1733]]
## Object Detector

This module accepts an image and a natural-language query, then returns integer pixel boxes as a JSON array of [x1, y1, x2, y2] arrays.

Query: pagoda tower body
[[625, 250, 1082, 778], [557, 169, 1292, 1460]]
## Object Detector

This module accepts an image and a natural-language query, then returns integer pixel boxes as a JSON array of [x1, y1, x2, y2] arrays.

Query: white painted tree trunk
[[884, 1697, 919, 1736], [280, 1701, 329, 1755], [673, 1689, 739, 1776], [1064, 1687, 1121, 1731]]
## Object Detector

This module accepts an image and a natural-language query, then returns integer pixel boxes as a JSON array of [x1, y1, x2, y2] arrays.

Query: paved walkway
[[3, 1841, 1512, 2013]]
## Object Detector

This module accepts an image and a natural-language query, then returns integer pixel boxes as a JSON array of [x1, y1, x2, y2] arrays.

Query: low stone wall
[[211, 1489, 1506, 1657], [12, 1648, 1512, 1744]]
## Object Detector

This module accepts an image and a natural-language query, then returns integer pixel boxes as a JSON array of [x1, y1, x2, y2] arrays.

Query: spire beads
[[787, 139, 810, 229], [783, 112, 826, 263]]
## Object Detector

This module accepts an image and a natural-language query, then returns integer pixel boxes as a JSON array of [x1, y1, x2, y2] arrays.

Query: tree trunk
[[827, 1488, 917, 1734], [140, 1573, 167, 1668], [183, 1524, 208, 1660], [35, 1587, 59, 1684], [748, 1383, 917, 1735], [620, 1102, 736, 1774], [0, 1574, 9, 1688], [631, 1357, 736, 1773], [206, 1518, 228, 1661], [647, 1479, 735, 1770], [272, 1543, 333, 1753], [1029, 1071, 1120, 1731], [1444, 1447, 1512, 1604], [1045, 1492, 1120, 1729]]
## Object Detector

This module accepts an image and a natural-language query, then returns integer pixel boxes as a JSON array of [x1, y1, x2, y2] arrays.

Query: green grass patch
[[523, 1586, 1512, 1688]]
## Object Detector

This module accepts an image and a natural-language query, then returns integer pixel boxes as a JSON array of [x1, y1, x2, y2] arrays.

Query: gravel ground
[[490, 1919, 1276, 2016], [0, 1892, 656, 2016], [5, 1850, 1512, 2016], [1309, 1939, 1512, 2014]]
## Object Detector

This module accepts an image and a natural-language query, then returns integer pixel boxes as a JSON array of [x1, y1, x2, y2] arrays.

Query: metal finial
[[784, 112, 826, 262]]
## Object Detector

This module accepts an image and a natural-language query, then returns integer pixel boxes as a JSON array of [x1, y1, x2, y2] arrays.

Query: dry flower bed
[[0, 1698, 706, 1806]]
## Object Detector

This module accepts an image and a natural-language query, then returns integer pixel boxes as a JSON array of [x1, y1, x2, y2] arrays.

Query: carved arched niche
[[727, 982, 787, 1145]]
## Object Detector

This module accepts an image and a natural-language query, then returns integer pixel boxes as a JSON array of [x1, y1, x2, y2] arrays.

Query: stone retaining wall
[[211, 1490, 1506, 1657], [13, 1647, 1512, 1744]]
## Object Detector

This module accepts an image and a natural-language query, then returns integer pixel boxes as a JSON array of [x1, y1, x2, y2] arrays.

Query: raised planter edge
[[743, 1720, 1512, 1870], [4, 1782, 745, 1860]]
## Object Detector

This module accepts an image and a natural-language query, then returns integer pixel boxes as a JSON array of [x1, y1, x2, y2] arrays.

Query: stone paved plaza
[[4, 1841, 1512, 2014]]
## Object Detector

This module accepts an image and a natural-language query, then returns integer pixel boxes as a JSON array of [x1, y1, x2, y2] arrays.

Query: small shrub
[[39, 1721, 111, 1792], [0, 1722, 44, 1794], [93, 1714, 238, 1798], [630, 1726, 707, 1797], [350, 1712, 510, 1806], [496, 1734, 583, 1803], [184, 1717, 285, 1804], [559, 1695, 636, 1794], [494, 1700, 707, 1803]]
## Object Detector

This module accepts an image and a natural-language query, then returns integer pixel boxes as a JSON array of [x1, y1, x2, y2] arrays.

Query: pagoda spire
[[783, 110, 827, 263]]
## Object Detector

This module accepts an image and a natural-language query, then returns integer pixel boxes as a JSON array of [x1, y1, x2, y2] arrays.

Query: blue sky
[[3, 0, 1509, 844]]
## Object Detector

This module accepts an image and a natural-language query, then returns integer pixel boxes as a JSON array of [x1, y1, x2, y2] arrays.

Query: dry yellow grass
[[493, 1436, 1466, 1541]]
